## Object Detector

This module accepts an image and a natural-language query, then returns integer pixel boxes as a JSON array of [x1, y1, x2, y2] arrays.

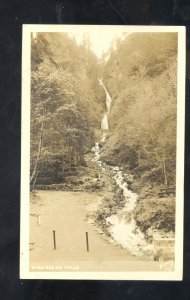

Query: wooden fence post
[[85, 232, 89, 252]]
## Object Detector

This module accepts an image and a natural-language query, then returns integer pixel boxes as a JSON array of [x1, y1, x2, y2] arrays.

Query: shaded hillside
[[101, 32, 178, 189], [30, 33, 104, 186]]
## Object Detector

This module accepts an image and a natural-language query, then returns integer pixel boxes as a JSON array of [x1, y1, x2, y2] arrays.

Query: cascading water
[[106, 167, 152, 256], [98, 79, 112, 112], [101, 114, 109, 130], [92, 79, 152, 257], [98, 78, 112, 141]]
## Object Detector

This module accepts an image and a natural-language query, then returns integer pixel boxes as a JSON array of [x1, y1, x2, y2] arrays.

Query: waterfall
[[90, 79, 153, 257], [99, 78, 112, 134], [105, 91, 112, 113], [101, 114, 109, 130], [91, 79, 111, 158], [91, 80, 174, 264]]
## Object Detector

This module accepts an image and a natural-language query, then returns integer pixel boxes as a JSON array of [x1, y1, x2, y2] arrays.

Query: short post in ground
[[53, 230, 56, 250], [85, 232, 89, 252]]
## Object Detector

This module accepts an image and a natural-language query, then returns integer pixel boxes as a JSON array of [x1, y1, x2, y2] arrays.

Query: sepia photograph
[[20, 25, 185, 280]]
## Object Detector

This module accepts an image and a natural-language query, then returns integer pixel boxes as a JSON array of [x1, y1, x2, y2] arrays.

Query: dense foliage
[[30, 33, 104, 186], [101, 32, 177, 188]]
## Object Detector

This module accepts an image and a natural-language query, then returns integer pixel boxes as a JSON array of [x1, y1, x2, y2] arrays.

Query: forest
[[30, 32, 104, 187], [30, 31, 177, 198], [101, 32, 177, 188]]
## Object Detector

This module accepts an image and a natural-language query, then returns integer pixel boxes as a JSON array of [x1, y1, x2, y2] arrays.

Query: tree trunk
[[30, 116, 44, 187]]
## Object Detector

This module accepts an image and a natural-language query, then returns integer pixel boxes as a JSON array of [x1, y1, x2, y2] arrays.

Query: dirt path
[[30, 191, 160, 272]]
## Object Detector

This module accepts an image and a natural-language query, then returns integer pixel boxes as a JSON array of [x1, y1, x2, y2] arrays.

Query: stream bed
[[94, 79, 153, 257], [106, 166, 153, 257], [92, 143, 153, 257]]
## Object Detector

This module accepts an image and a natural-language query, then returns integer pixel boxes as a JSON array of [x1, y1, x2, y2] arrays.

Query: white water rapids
[[91, 79, 153, 257], [106, 167, 152, 256]]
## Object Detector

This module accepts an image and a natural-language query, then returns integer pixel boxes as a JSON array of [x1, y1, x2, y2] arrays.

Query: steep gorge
[[101, 32, 177, 188], [31, 31, 177, 260]]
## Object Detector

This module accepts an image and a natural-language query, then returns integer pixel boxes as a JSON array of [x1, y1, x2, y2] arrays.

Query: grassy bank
[[134, 196, 175, 241]]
